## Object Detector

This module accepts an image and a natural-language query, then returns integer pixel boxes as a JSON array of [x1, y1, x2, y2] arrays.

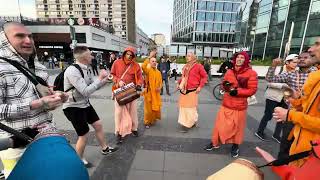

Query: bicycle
[[212, 83, 225, 101]]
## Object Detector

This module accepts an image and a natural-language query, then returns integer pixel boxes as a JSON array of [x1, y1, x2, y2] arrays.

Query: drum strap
[[258, 150, 311, 168], [0, 122, 33, 143]]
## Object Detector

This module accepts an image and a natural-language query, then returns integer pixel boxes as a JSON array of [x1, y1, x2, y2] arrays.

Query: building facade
[[136, 26, 150, 56], [238, 0, 320, 60], [151, 33, 167, 47], [35, 0, 136, 43], [171, 0, 243, 58]]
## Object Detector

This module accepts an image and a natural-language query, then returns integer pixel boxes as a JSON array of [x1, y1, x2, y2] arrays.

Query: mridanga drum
[[7, 132, 89, 180], [207, 158, 264, 180], [113, 82, 140, 105]]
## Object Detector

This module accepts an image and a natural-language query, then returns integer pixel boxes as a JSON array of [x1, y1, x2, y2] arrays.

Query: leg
[[91, 120, 108, 149], [114, 100, 123, 135], [160, 80, 164, 95], [165, 78, 170, 95], [129, 100, 139, 132], [277, 122, 295, 159], [75, 134, 88, 158], [256, 99, 278, 136]]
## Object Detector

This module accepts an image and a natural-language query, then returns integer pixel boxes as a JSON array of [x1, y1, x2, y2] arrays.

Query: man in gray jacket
[[63, 46, 117, 166]]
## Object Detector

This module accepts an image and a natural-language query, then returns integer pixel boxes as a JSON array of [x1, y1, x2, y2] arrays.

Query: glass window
[[215, 13, 223, 21], [213, 23, 222, 32], [222, 23, 230, 32], [216, 2, 224, 11], [306, 19, 320, 37], [270, 8, 287, 25], [230, 24, 236, 32], [256, 13, 270, 29], [205, 23, 213, 31], [196, 22, 205, 31], [197, 1, 206, 10], [224, 3, 232, 11], [206, 12, 214, 21], [231, 13, 237, 22], [232, 3, 240, 11], [196, 11, 206, 21], [223, 13, 231, 22], [207, 1, 215, 11], [310, 1, 320, 19]]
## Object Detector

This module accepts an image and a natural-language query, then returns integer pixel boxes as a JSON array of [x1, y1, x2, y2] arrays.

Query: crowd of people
[[0, 22, 320, 180]]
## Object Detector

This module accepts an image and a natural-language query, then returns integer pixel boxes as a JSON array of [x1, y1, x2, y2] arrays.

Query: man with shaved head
[[0, 22, 68, 178]]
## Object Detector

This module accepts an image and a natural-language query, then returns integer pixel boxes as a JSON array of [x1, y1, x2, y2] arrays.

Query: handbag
[[247, 95, 258, 105], [0, 57, 51, 97]]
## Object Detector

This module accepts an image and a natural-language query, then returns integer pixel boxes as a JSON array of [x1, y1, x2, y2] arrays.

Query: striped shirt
[[266, 66, 317, 91], [0, 31, 53, 136]]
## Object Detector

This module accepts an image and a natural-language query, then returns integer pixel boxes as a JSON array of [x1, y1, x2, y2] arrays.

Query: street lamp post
[[251, 28, 256, 60], [17, 0, 23, 22]]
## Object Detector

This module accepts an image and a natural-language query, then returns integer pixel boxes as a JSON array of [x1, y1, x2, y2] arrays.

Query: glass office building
[[238, 0, 320, 60], [171, 0, 243, 58]]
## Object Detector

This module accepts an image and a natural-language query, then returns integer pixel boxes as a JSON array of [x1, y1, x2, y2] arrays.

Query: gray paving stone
[[127, 170, 163, 180], [131, 150, 164, 171], [163, 172, 207, 180], [164, 152, 198, 174]]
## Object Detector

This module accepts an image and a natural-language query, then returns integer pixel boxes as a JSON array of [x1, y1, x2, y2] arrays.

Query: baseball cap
[[285, 54, 299, 62]]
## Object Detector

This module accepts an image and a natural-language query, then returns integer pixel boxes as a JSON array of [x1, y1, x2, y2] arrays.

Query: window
[[231, 13, 237, 22], [196, 11, 206, 21], [224, 3, 232, 11], [207, 1, 215, 11], [223, 13, 231, 22], [222, 23, 230, 32], [76, 33, 86, 43], [196, 22, 205, 31], [215, 2, 224, 11], [214, 13, 223, 21], [206, 12, 214, 21], [310, 1, 320, 19], [230, 24, 236, 32], [205, 23, 213, 31], [232, 3, 240, 11], [213, 23, 221, 32], [197, 1, 206, 10]]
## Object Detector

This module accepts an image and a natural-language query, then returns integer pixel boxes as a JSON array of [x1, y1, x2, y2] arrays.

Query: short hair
[[73, 46, 89, 59], [2, 21, 25, 32]]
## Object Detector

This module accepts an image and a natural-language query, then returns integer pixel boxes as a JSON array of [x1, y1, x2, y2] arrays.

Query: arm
[[267, 82, 288, 90], [136, 65, 144, 86], [0, 78, 32, 119], [237, 71, 258, 97], [110, 61, 120, 84], [141, 59, 149, 74], [198, 64, 208, 88], [266, 67, 289, 83], [65, 67, 103, 97], [287, 109, 320, 134]]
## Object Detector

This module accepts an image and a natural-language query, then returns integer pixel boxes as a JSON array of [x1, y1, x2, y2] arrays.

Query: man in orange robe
[[142, 57, 162, 128], [273, 37, 320, 167]]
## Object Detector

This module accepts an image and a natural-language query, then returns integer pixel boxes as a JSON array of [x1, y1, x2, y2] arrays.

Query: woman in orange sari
[[142, 57, 162, 128], [177, 52, 208, 132], [205, 51, 258, 157]]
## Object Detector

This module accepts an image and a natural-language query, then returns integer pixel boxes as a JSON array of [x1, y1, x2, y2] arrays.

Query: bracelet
[[41, 99, 50, 110]]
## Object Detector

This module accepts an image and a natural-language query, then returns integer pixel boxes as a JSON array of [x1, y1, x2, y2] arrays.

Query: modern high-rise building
[[170, 0, 243, 58], [35, 0, 136, 43], [237, 0, 320, 60], [151, 33, 166, 47]]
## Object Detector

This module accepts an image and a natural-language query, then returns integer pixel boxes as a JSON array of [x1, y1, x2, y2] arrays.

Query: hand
[[272, 58, 282, 67], [118, 80, 126, 87], [39, 94, 64, 110], [156, 88, 161, 93], [229, 89, 238, 96], [54, 91, 69, 103], [135, 85, 142, 92], [273, 107, 288, 122], [10, 135, 30, 148], [255, 147, 276, 163], [98, 69, 109, 81], [196, 87, 201, 94]]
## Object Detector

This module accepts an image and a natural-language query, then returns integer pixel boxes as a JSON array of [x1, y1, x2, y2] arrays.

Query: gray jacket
[[264, 82, 289, 102], [62, 62, 105, 109]]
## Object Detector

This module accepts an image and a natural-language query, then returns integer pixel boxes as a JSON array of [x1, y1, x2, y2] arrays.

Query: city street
[[47, 72, 279, 180]]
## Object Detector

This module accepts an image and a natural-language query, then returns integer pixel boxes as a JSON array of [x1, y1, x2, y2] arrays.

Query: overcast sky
[[0, 0, 173, 45]]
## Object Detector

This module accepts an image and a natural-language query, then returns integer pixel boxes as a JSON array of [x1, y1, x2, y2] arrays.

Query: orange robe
[[143, 67, 162, 125], [287, 70, 320, 167]]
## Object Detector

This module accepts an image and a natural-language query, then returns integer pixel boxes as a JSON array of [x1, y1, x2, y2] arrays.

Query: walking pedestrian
[[158, 56, 171, 96]]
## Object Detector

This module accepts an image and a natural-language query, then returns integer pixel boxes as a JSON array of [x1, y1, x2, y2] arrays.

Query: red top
[[111, 59, 143, 86], [178, 64, 208, 90], [222, 68, 258, 110]]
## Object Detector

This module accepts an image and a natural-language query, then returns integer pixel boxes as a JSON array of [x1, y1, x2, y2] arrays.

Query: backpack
[[53, 64, 84, 92]]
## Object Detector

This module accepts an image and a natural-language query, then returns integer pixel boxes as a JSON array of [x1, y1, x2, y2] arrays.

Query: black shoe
[[167, 93, 171, 96], [101, 146, 119, 155], [204, 143, 220, 151], [116, 134, 123, 144], [231, 144, 239, 158], [132, 130, 139, 137], [254, 132, 265, 141]]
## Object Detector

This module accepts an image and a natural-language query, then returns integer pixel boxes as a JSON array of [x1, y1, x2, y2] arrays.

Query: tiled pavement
[[1, 74, 281, 180]]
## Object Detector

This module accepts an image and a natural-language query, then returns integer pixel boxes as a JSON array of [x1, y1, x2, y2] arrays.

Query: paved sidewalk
[[0, 75, 280, 180]]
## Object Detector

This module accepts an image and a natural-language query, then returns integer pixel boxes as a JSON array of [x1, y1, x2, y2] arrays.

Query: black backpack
[[53, 64, 84, 92]]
